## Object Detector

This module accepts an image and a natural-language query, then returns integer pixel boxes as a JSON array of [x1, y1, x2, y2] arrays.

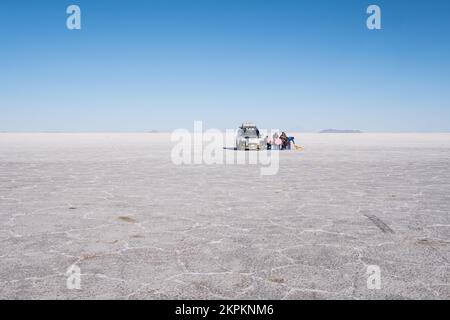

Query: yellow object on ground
[[294, 144, 304, 151]]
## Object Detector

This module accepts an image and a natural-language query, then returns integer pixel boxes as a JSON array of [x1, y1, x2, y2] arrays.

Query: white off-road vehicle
[[235, 123, 267, 151]]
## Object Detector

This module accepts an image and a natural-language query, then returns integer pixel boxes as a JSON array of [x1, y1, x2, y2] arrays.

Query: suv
[[235, 123, 266, 151]]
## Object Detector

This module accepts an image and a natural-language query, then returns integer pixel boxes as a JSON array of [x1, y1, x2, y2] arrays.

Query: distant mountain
[[319, 129, 362, 133]]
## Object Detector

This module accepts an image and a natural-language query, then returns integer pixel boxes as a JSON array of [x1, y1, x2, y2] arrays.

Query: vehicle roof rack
[[241, 122, 256, 128]]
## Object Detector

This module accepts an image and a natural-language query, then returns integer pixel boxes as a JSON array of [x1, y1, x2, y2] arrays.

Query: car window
[[243, 128, 258, 138]]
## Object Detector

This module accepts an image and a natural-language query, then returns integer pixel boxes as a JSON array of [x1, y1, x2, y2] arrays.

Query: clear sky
[[1, 0, 449, 132]]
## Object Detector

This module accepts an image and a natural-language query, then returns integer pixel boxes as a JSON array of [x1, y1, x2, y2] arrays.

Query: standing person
[[280, 132, 288, 150], [265, 136, 272, 150], [272, 132, 280, 150]]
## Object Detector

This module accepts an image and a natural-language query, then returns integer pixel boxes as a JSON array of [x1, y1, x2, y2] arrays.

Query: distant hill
[[319, 129, 362, 133]]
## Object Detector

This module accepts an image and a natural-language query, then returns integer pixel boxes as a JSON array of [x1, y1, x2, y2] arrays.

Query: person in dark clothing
[[265, 136, 271, 150], [280, 132, 288, 150]]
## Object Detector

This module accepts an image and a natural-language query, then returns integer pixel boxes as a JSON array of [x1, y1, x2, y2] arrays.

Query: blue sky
[[1, 0, 449, 132]]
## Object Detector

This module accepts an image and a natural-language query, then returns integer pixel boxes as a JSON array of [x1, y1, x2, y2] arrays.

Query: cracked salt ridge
[[0, 134, 449, 298]]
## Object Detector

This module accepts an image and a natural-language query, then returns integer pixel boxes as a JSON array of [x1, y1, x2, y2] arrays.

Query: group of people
[[266, 132, 296, 150]]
